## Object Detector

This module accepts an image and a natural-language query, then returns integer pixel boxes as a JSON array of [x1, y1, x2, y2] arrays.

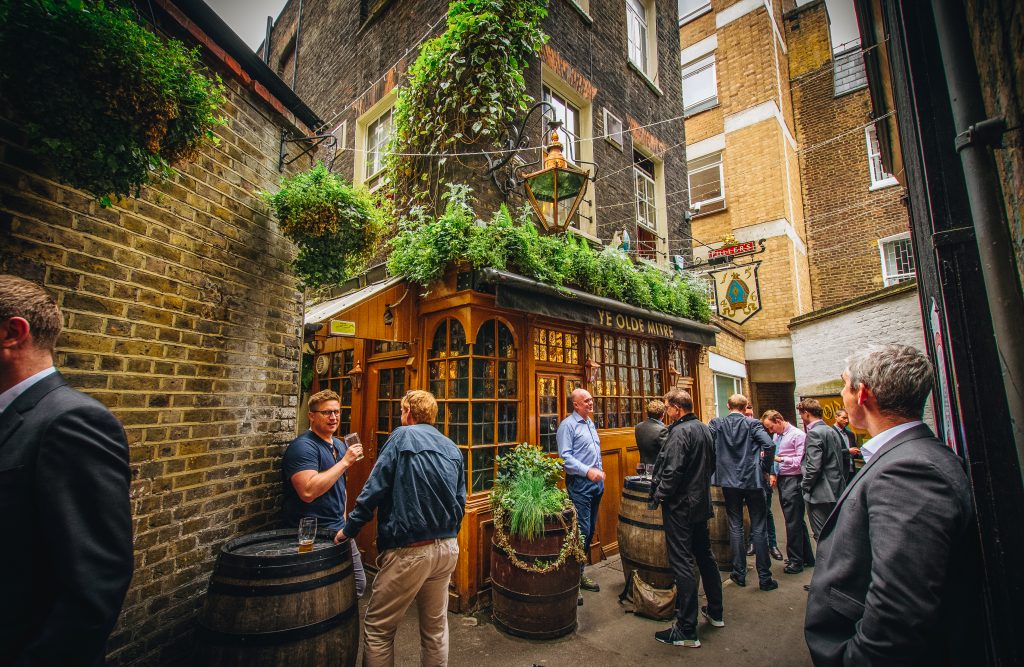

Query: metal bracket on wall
[[954, 117, 1007, 152], [279, 129, 338, 171]]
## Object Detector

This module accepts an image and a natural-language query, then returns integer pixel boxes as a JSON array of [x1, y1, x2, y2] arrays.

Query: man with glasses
[[282, 389, 365, 595]]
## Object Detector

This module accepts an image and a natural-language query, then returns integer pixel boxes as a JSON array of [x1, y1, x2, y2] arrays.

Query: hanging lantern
[[521, 126, 591, 234]]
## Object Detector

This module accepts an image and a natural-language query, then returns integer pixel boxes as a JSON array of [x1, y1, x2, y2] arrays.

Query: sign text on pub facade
[[597, 309, 675, 338]]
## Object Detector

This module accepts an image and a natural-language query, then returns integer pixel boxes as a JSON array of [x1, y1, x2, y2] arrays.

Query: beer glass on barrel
[[298, 517, 316, 553]]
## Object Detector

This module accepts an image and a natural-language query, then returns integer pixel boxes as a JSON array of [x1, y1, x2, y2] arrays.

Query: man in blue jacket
[[335, 390, 466, 667], [709, 393, 778, 590]]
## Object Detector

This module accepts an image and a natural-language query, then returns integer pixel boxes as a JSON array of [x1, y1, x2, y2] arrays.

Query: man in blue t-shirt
[[282, 388, 365, 595]]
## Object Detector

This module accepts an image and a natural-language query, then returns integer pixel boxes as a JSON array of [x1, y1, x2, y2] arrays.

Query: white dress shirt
[[859, 420, 924, 463]]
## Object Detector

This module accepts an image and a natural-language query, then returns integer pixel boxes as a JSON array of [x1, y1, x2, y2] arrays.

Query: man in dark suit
[[797, 398, 846, 541], [709, 393, 777, 591], [805, 344, 978, 665], [0, 275, 133, 666], [635, 399, 668, 466], [832, 409, 859, 482], [649, 389, 721, 648]]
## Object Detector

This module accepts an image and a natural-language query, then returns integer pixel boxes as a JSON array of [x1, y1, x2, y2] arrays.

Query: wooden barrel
[[709, 486, 751, 571], [491, 510, 579, 639], [616, 476, 675, 589], [197, 529, 358, 667]]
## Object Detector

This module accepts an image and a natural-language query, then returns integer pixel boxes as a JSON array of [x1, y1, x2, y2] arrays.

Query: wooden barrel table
[[197, 529, 358, 666], [491, 510, 580, 639], [709, 486, 751, 572], [616, 476, 675, 589]]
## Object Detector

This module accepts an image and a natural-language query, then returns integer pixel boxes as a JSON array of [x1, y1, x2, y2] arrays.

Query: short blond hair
[[308, 389, 340, 412], [761, 409, 784, 423], [402, 390, 438, 425], [646, 399, 666, 419], [727, 393, 749, 410]]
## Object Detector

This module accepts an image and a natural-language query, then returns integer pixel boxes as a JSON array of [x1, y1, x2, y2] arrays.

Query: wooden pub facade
[[306, 264, 718, 611]]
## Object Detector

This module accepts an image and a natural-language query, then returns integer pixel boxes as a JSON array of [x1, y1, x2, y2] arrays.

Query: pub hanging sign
[[709, 262, 763, 325]]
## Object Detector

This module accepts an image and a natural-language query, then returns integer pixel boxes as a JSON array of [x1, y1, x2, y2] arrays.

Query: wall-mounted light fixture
[[585, 357, 601, 384], [348, 361, 364, 391]]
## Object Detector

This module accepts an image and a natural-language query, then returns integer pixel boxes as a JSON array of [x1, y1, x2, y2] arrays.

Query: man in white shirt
[[804, 344, 980, 665]]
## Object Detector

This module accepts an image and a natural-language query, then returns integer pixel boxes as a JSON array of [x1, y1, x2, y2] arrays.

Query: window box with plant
[[490, 444, 585, 639]]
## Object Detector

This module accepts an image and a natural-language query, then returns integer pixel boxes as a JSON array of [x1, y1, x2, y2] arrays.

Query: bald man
[[556, 388, 605, 599]]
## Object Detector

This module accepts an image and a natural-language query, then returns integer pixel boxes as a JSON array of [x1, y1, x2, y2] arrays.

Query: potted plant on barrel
[[489, 444, 586, 639]]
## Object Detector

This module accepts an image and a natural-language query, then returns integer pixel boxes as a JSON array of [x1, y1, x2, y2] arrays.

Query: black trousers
[[765, 485, 778, 548], [722, 487, 772, 584], [777, 475, 814, 567], [807, 502, 835, 541], [662, 510, 722, 635]]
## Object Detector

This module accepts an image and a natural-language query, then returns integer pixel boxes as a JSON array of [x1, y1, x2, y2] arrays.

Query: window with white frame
[[879, 233, 916, 286], [713, 373, 742, 418], [543, 86, 580, 165], [682, 53, 717, 114], [364, 106, 393, 189], [604, 108, 624, 150], [688, 151, 725, 215], [866, 124, 897, 189], [626, 0, 650, 76], [678, 0, 711, 25], [634, 151, 660, 261]]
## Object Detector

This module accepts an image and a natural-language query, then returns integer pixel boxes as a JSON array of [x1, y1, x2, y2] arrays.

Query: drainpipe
[[931, 0, 1024, 475], [291, 0, 303, 91]]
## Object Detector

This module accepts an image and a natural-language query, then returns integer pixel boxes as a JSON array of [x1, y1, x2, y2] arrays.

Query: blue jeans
[[566, 475, 603, 568], [722, 486, 772, 584]]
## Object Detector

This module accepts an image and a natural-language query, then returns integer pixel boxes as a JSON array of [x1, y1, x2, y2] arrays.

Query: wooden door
[[351, 361, 407, 564]]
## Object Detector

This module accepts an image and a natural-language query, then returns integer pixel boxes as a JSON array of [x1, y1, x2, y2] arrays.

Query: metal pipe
[[291, 0, 303, 91], [931, 0, 1024, 475]]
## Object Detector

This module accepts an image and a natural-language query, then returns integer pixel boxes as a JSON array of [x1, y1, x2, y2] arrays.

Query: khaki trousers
[[362, 538, 459, 667]]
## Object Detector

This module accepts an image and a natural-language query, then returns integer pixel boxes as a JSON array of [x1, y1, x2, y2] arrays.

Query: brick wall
[[789, 282, 933, 428], [750, 381, 796, 423], [274, 0, 691, 261], [0, 9, 310, 664], [785, 1, 912, 311]]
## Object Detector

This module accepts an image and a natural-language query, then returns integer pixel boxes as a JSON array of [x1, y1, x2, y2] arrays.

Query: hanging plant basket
[[0, 0, 227, 206], [262, 162, 387, 289]]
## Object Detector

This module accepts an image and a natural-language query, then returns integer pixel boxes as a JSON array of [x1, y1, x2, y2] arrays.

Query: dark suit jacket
[[634, 417, 668, 465], [0, 372, 133, 666], [804, 423, 979, 666], [650, 414, 715, 521], [801, 421, 845, 504], [709, 412, 774, 490], [833, 425, 857, 479]]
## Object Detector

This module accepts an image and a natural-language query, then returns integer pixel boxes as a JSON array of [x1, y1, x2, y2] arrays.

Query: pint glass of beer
[[298, 517, 316, 553], [344, 432, 364, 461]]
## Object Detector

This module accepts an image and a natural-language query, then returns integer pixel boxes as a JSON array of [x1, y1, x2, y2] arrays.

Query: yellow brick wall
[[697, 325, 748, 418]]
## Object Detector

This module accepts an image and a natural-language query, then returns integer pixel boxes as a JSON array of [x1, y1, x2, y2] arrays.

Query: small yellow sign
[[329, 319, 356, 337]]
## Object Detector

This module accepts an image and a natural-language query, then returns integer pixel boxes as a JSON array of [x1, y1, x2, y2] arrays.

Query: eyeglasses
[[312, 409, 341, 417]]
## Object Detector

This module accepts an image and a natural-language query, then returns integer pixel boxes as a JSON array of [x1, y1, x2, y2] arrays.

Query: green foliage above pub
[[387, 0, 549, 212], [262, 163, 387, 289], [387, 186, 713, 323], [0, 0, 227, 206]]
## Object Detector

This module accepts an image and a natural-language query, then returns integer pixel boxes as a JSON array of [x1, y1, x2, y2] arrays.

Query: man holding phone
[[282, 388, 365, 596]]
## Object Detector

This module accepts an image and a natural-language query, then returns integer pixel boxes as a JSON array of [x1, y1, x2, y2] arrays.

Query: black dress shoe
[[759, 579, 779, 591], [783, 564, 804, 574], [746, 543, 754, 556], [729, 573, 746, 587], [770, 546, 784, 561], [802, 584, 810, 592]]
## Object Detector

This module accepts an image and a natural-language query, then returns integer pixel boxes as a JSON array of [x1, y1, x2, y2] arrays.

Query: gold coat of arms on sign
[[710, 262, 763, 324]]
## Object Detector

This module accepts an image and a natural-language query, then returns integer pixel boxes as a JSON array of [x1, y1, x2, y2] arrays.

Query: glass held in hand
[[645, 463, 655, 479], [298, 516, 316, 554], [344, 432, 364, 461], [636, 462, 645, 476]]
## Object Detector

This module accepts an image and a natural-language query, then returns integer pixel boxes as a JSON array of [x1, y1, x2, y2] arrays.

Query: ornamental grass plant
[[491, 444, 568, 540]]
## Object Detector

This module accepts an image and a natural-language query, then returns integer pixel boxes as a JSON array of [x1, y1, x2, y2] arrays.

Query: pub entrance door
[[536, 374, 584, 455], [353, 360, 407, 564]]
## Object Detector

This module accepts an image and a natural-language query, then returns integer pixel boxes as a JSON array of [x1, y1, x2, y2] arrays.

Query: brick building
[[1, 2, 325, 663], [678, 0, 919, 422]]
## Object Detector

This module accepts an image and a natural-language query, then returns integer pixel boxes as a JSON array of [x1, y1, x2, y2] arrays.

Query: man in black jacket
[[635, 399, 668, 466], [336, 390, 466, 667], [649, 389, 722, 648], [0, 275, 133, 666]]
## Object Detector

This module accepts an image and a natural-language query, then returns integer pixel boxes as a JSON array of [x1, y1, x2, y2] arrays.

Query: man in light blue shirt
[[556, 387, 605, 598]]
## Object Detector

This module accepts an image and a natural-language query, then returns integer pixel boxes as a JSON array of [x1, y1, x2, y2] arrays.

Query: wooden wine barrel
[[616, 476, 674, 589], [197, 529, 358, 667], [709, 486, 751, 571], [491, 510, 580, 639]]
